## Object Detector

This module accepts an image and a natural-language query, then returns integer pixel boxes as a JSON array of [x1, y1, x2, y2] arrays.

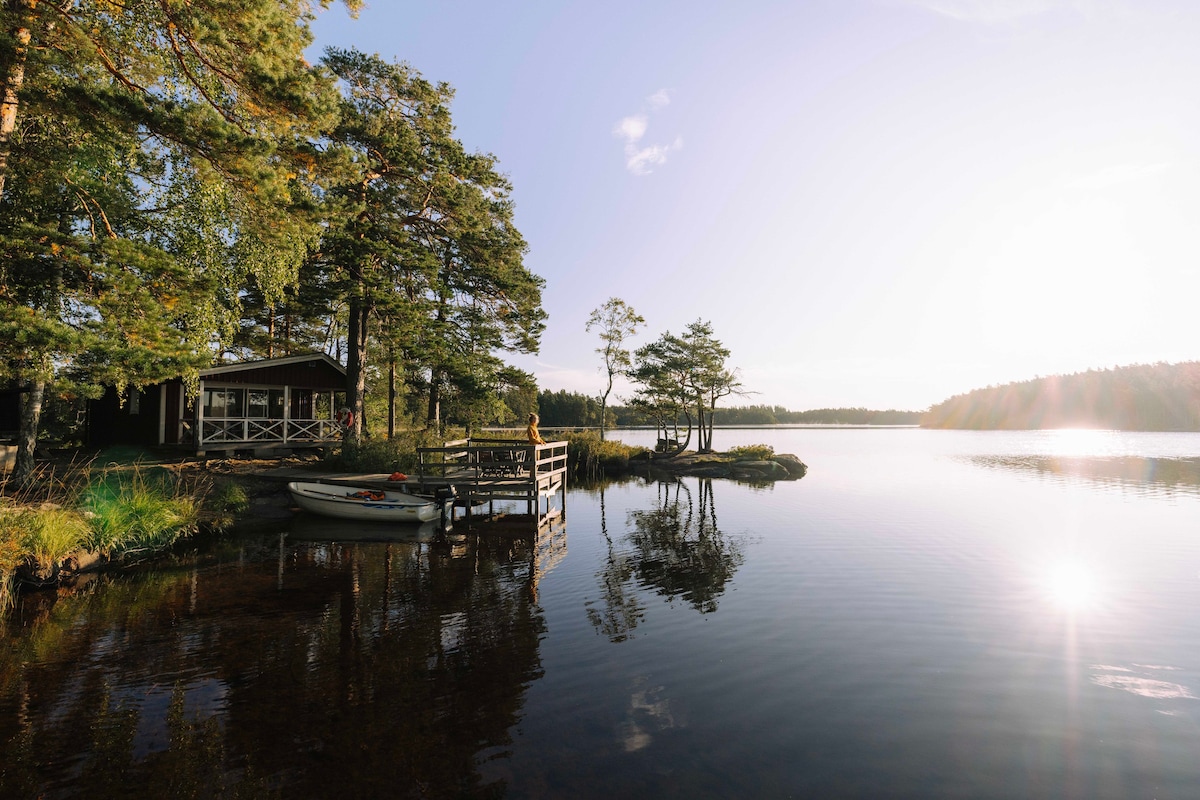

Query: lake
[[4, 428, 1200, 798]]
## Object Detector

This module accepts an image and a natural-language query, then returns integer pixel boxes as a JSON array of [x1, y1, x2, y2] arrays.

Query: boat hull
[[286, 481, 439, 523]]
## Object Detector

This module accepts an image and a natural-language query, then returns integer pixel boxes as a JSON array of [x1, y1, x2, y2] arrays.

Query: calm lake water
[[4, 428, 1200, 798]]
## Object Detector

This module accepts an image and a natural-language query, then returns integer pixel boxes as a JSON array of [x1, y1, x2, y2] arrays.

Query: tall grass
[[563, 431, 648, 479], [81, 468, 200, 558], [0, 462, 207, 608], [0, 517, 20, 610], [15, 507, 90, 566]]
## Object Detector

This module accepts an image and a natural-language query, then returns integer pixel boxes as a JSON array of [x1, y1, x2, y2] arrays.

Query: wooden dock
[[415, 438, 568, 529]]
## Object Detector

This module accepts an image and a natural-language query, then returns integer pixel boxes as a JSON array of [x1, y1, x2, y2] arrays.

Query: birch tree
[[586, 297, 643, 440]]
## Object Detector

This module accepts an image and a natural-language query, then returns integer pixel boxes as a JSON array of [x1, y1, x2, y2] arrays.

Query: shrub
[[564, 431, 647, 478], [727, 443, 775, 461]]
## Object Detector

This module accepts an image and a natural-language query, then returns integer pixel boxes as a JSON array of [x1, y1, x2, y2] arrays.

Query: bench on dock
[[477, 447, 526, 477]]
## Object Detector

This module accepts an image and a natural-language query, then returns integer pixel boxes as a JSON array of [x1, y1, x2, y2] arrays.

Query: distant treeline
[[922, 362, 1200, 431], [535, 391, 921, 427]]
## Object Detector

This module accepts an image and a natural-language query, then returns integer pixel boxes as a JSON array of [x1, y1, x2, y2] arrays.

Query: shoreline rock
[[630, 451, 807, 481]]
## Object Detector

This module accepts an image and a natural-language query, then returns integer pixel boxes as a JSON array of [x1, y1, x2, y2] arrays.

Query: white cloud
[[613, 115, 648, 144], [646, 89, 671, 110], [612, 90, 681, 176], [625, 137, 684, 176]]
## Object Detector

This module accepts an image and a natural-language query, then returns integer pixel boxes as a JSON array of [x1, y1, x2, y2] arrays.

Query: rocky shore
[[634, 451, 808, 481]]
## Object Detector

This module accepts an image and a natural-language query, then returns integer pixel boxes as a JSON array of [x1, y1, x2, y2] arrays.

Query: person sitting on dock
[[526, 413, 546, 445]]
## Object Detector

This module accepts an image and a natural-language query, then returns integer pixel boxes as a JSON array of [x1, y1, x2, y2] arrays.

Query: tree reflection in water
[[966, 454, 1200, 498], [587, 478, 744, 642], [0, 530, 546, 799]]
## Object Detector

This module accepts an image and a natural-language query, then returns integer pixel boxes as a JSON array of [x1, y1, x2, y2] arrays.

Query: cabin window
[[248, 389, 285, 419], [202, 388, 245, 418]]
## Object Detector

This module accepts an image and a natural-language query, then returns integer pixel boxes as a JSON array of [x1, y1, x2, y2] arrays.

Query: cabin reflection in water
[[587, 477, 745, 642], [0, 523, 563, 799]]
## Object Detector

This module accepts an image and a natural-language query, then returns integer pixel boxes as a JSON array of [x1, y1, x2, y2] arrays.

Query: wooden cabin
[[88, 353, 347, 455]]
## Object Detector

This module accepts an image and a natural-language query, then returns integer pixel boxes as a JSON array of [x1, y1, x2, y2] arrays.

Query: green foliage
[[325, 428, 462, 473], [312, 49, 545, 440], [212, 483, 250, 514], [537, 389, 605, 427], [727, 444, 775, 461], [586, 298, 644, 438], [565, 431, 647, 478], [628, 319, 741, 452], [80, 470, 200, 559], [605, 404, 923, 426], [0, 0, 360, 480]]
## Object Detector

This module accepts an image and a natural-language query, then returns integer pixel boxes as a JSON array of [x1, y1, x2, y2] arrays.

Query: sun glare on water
[[1043, 428, 1117, 458], [1043, 561, 1102, 612]]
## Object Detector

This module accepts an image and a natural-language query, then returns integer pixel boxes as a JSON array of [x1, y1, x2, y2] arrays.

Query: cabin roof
[[200, 353, 345, 379]]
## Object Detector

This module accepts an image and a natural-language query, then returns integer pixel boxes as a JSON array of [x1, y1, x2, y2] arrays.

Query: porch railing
[[181, 418, 343, 446]]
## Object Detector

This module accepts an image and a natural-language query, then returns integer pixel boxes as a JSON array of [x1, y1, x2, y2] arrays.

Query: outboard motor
[[433, 485, 457, 531]]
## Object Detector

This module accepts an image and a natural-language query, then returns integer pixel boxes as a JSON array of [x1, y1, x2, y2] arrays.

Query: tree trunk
[[345, 295, 370, 442], [387, 347, 396, 440], [426, 369, 441, 432], [12, 377, 43, 485], [600, 372, 613, 441], [0, 0, 34, 203]]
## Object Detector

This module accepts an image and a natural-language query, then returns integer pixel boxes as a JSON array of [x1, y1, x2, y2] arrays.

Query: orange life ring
[[336, 407, 355, 428]]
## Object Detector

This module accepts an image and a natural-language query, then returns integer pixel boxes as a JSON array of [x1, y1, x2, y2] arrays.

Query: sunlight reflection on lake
[[5, 429, 1200, 798], [1041, 560, 1102, 613]]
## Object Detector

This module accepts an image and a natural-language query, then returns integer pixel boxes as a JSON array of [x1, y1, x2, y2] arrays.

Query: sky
[[310, 0, 1200, 412]]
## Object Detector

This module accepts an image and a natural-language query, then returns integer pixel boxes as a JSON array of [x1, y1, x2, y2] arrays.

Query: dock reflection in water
[[0, 521, 554, 798]]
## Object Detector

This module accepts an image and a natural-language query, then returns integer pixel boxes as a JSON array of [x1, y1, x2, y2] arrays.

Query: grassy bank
[[560, 431, 649, 478], [0, 463, 208, 610]]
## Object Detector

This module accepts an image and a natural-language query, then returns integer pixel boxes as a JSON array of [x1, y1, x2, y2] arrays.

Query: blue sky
[[311, 0, 1200, 411]]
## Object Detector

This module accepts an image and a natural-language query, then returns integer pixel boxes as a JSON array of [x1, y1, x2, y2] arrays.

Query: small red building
[[88, 353, 347, 454]]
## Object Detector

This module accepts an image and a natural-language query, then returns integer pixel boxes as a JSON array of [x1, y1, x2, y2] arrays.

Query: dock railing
[[416, 437, 569, 518]]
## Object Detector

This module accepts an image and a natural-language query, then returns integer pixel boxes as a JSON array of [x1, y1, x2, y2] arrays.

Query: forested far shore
[[922, 362, 1200, 431], [534, 391, 922, 427]]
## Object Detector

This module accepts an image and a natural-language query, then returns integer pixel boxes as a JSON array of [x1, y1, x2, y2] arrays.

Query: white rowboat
[[286, 481, 440, 523]]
